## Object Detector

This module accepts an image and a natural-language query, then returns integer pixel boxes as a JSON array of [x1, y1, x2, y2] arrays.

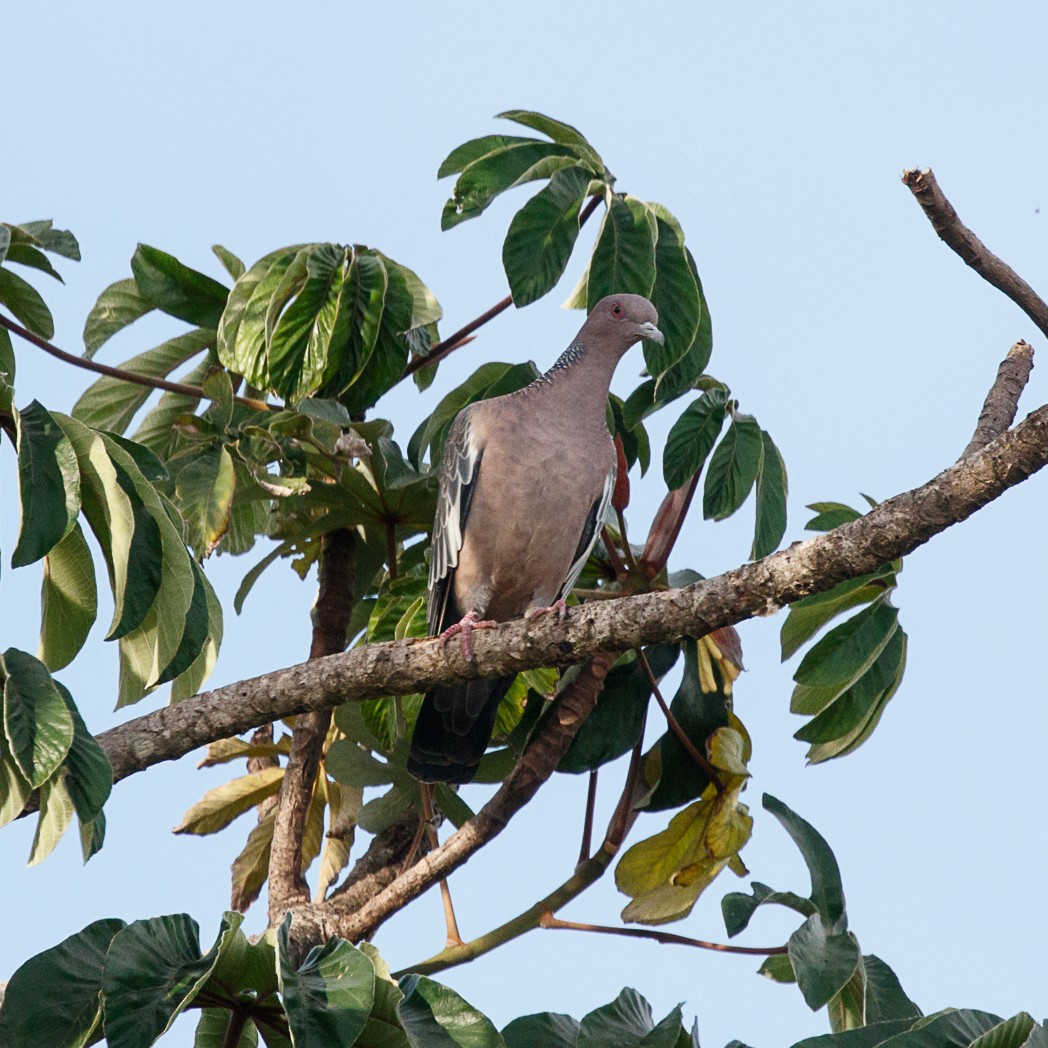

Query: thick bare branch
[[902, 168, 1048, 340], [93, 402, 1048, 787], [961, 340, 1034, 459]]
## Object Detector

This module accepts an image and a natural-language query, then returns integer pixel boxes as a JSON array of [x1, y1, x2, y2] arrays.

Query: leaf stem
[[0, 313, 272, 411], [578, 769, 598, 864], [539, 914, 788, 956], [635, 648, 722, 791]]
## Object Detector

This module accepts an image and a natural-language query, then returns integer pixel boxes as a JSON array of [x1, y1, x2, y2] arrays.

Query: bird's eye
[[611, 303, 624, 318]]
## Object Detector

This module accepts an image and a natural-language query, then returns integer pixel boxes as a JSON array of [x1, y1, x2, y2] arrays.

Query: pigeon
[[408, 294, 664, 783]]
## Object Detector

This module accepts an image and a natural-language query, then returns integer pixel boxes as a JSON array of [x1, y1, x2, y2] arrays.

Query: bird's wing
[[557, 463, 616, 603], [428, 408, 483, 635]]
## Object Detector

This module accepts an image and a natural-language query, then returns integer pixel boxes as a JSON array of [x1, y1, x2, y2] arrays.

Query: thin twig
[[616, 508, 637, 570], [600, 525, 628, 580], [539, 914, 788, 956], [902, 169, 1048, 341], [0, 314, 272, 411], [961, 340, 1035, 459], [578, 770, 598, 864], [635, 648, 722, 790], [401, 193, 605, 380]]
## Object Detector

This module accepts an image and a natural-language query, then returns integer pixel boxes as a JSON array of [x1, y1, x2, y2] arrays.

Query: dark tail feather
[[408, 675, 515, 784]]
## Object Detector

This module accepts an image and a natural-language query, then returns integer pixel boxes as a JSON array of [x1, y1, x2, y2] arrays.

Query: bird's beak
[[638, 321, 664, 346]]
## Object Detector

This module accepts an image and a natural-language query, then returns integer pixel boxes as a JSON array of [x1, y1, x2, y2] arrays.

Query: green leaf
[[212, 244, 246, 280], [441, 140, 585, 229], [663, 389, 729, 490], [397, 974, 505, 1047], [762, 794, 847, 930], [16, 219, 80, 260], [0, 265, 54, 337], [721, 881, 816, 938], [559, 645, 680, 773], [194, 1010, 258, 1048], [79, 811, 106, 862], [4, 242, 64, 281], [645, 211, 703, 385], [39, 523, 97, 670], [101, 913, 241, 1048], [27, 774, 75, 864], [56, 682, 112, 823], [577, 988, 654, 1048], [752, 430, 788, 559], [438, 134, 536, 178], [863, 955, 922, 1024], [82, 277, 156, 357], [793, 598, 898, 697], [175, 445, 236, 559], [0, 917, 125, 1048], [780, 569, 897, 661], [647, 639, 730, 811], [154, 559, 212, 687], [12, 400, 81, 567], [587, 196, 658, 309], [497, 109, 601, 156], [503, 1012, 580, 1048], [502, 164, 591, 306], [0, 723, 31, 827], [326, 740, 395, 788], [131, 244, 228, 327], [1, 648, 75, 787], [174, 767, 284, 835], [703, 413, 763, 521], [73, 328, 211, 432], [276, 917, 376, 1048], [758, 954, 797, 984], [0, 325, 15, 414], [788, 918, 862, 1012], [806, 502, 863, 532]]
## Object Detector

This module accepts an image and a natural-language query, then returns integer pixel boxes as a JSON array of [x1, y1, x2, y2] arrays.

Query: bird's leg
[[525, 598, 568, 622], [420, 783, 464, 947], [437, 609, 498, 663]]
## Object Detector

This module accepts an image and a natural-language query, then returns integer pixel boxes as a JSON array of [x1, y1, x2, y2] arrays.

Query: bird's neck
[[538, 338, 621, 418]]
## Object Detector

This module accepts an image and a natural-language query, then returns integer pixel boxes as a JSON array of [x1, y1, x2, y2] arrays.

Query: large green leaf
[[55, 681, 112, 824], [174, 767, 284, 835], [83, 277, 156, 357], [12, 400, 80, 567], [441, 139, 586, 229], [586, 195, 658, 308], [397, 974, 504, 1048], [502, 164, 592, 306], [131, 244, 228, 328], [646, 639, 731, 812], [703, 412, 763, 521], [721, 881, 816, 938], [0, 265, 54, 337], [27, 774, 75, 865], [194, 1010, 259, 1048], [39, 523, 97, 671], [503, 1013, 580, 1048], [0, 917, 125, 1048], [762, 794, 847, 930], [792, 598, 898, 702], [559, 645, 680, 773], [0, 722, 31, 827], [174, 445, 236, 559], [14, 219, 80, 260], [1, 647, 75, 787], [863, 956, 922, 1025], [0, 325, 15, 414], [576, 989, 656, 1048], [645, 210, 702, 384], [322, 249, 388, 400], [752, 430, 788, 559], [780, 569, 897, 662], [101, 913, 241, 1048], [663, 389, 729, 490], [788, 917, 862, 1011], [73, 328, 212, 432], [276, 918, 376, 1048]]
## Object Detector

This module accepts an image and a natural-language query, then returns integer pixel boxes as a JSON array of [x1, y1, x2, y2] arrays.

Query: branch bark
[[902, 168, 1048, 340], [93, 403, 1048, 788], [961, 340, 1034, 458]]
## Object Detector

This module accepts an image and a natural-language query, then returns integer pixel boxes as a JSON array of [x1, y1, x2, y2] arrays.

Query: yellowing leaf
[[174, 767, 284, 836]]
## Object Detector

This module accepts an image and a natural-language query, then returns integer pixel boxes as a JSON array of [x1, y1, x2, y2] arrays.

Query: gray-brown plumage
[[408, 294, 664, 783]]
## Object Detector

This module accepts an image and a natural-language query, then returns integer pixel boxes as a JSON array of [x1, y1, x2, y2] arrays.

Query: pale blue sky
[[3, 3, 1048, 1045]]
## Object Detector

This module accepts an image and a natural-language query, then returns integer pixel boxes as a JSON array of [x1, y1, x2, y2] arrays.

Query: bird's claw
[[437, 610, 498, 663], [526, 598, 568, 623]]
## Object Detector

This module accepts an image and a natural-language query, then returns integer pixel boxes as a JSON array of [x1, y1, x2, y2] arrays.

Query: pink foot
[[526, 598, 568, 622], [438, 610, 499, 663]]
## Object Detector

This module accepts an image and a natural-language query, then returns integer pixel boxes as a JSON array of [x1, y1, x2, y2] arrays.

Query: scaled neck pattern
[[538, 338, 585, 383]]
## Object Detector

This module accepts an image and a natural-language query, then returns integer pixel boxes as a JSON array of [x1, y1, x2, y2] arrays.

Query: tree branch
[[902, 168, 1048, 340], [0, 314, 272, 412], [961, 340, 1034, 459], [268, 529, 356, 925], [91, 402, 1048, 788]]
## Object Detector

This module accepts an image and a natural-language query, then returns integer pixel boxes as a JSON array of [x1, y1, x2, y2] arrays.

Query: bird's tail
[[408, 675, 515, 784]]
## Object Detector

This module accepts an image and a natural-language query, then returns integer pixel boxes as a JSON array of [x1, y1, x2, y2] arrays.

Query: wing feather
[[557, 464, 616, 603], [428, 409, 483, 634]]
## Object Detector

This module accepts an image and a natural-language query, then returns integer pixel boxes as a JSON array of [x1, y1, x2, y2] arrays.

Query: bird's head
[[582, 294, 664, 359]]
